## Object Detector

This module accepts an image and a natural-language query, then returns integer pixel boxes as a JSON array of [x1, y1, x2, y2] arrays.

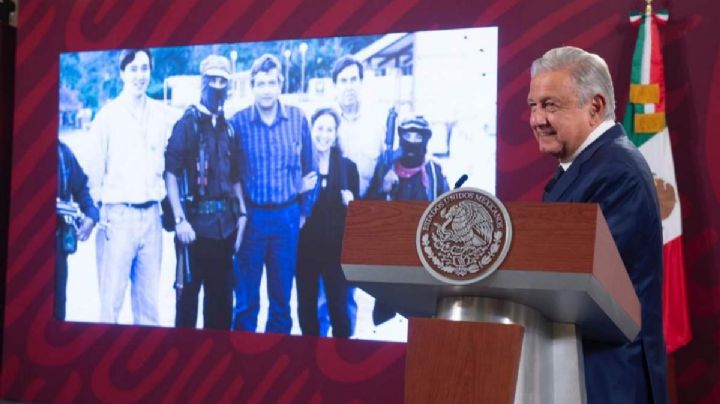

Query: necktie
[[544, 166, 565, 194]]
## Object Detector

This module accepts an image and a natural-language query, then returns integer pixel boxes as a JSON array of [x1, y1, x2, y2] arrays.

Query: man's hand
[[299, 215, 306, 229], [382, 170, 399, 192], [340, 189, 354, 206], [234, 216, 247, 253], [300, 171, 318, 193], [77, 217, 95, 241], [175, 220, 196, 244]]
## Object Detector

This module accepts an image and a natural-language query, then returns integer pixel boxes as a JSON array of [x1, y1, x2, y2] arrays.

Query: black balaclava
[[200, 75, 228, 115], [399, 131, 430, 168]]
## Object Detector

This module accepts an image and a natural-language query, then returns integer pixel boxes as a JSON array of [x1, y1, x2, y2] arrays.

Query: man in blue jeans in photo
[[229, 54, 316, 334]]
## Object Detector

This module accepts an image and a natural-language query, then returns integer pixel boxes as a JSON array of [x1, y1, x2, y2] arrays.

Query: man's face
[[527, 70, 595, 162], [335, 64, 361, 108], [252, 68, 281, 110], [120, 51, 151, 98]]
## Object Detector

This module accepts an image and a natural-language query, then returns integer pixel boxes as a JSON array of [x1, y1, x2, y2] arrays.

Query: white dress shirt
[[560, 119, 615, 172], [337, 102, 387, 198], [89, 96, 174, 204]]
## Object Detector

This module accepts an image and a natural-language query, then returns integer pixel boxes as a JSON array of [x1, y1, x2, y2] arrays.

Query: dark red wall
[[0, 21, 16, 376], [3, 1, 719, 403]]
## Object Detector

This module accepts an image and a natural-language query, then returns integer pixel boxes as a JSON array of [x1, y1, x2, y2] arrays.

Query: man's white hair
[[530, 46, 616, 121]]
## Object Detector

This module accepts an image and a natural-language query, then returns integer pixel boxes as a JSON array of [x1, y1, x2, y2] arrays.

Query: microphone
[[454, 174, 469, 189]]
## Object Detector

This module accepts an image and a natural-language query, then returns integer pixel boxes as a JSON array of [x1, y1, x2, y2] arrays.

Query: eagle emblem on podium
[[417, 188, 512, 285]]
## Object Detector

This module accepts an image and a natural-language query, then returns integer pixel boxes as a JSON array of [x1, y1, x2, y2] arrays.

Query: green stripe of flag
[[624, 14, 654, 147]]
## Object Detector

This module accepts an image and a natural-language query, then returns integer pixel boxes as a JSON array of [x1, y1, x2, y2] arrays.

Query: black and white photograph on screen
[[56, 26, 498, 342]]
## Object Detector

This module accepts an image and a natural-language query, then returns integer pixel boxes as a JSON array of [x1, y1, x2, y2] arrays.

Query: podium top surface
[[341, 200, 640, 343]]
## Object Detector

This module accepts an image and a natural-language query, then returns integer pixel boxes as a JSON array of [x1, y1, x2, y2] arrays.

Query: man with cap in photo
[[164, 54, 246, 330], [366, 115, 449, 324], [367, 115, 449, 202]]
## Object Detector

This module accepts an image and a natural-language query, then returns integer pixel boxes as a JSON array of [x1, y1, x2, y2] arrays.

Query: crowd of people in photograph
[[56, 48, 449, 337]]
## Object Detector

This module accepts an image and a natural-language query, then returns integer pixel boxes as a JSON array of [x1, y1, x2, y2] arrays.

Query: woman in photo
[[296, 108, 359, 338]]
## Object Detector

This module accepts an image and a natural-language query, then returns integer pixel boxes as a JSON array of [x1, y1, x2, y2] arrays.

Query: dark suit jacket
[[544, 123, 668, 404]]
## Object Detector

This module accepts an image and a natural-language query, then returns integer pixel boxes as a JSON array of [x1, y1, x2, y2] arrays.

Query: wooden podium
[[341, 201, 640, 404]]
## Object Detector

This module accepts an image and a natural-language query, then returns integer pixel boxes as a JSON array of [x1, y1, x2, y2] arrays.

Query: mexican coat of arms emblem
[[416, 188, 512, 285]]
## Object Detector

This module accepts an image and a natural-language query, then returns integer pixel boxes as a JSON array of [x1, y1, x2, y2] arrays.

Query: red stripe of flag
[[663, 236, 692, 351], [649, 13, 666, 112]]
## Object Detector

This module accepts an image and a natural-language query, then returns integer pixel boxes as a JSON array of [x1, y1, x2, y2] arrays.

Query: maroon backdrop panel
[[3, 1, 719, 403], [0, 22, 16, 371]]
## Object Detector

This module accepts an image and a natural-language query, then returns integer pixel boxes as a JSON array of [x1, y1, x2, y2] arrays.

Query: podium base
[[405, 318, 523, 404], [405, 297, 587, 404]]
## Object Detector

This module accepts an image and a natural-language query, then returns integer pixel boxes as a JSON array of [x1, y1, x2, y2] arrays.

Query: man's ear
[[589, 94, 607, 123]]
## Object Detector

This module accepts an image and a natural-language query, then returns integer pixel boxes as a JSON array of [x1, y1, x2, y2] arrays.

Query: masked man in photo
[[368, 115, 449, 202], [367, 115, 449, 324], [165, 54, 246, 330]]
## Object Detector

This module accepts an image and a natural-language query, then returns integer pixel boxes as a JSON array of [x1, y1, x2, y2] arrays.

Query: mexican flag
[[624, 7, 692, 353]]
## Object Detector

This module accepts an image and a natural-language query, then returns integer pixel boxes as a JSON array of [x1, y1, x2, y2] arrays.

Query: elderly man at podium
[[528, 46, 668, 404]]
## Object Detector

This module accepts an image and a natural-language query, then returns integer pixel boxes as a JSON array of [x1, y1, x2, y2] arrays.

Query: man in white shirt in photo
[[89, 48, 172, 325], [332, 56, 388, 199]]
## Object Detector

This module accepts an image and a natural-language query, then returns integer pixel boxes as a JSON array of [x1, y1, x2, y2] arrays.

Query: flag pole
[[646, 0, 653, 15]]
